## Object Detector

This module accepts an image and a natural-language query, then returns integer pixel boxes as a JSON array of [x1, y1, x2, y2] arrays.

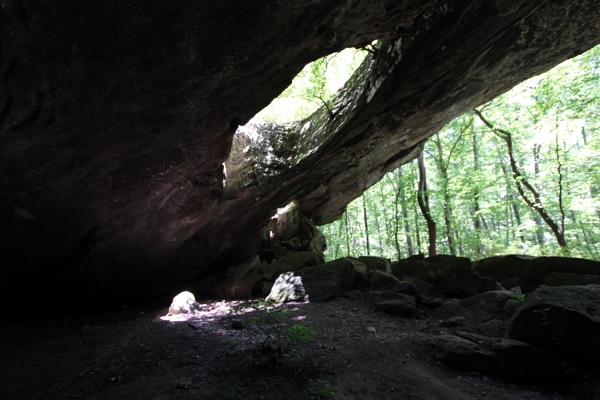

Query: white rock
[[168, 291, 200, 315]]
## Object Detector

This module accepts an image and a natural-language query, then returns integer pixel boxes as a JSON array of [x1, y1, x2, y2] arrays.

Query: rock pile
[[182, 212, 599, 386]]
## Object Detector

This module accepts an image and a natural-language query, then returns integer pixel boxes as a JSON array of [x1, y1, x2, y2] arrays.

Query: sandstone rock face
[[2, 1, 600, 312], [543, 272, 600, 287], [368, 291, 416, 318], [472, 255, 600, 292], [459, 291, 515, 314], [369, 270, 402, 292], [425, 255, 471, 269], [507, 285, 600, 364], [434, 334, 569, 384], [401, 276, 445, 300], [392, 260, 500, 298], [433, 335, 507, 377], [267, 204, 327, 254], [345, 258, 369, 288]]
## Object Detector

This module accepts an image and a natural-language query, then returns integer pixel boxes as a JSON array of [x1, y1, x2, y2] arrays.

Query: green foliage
[[229, 299, 316, 357], [255, 48, 366, 122], [309, 380, 336, 400], [511, 293, 526, 302], [321, 43, 600, 261]]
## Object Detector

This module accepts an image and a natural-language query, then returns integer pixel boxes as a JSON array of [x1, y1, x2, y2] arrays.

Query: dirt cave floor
[[1, 293, 599, 400]]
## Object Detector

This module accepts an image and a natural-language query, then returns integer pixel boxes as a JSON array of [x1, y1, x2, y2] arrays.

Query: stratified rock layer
[[2, 1, 600, 311]]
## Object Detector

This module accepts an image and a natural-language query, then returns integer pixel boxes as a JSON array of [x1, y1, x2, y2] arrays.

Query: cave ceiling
[[1, 0, 599, 311]]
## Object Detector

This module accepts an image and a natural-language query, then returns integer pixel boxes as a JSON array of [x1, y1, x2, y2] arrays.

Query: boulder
[[459, 290, 514, 314], [369, 291, 416, 318], [503, 299, 522, 315], [472, 255, 600, 293], [267, 204, 326, 253], [475, 319, 506, 337], [358, 256, 391, 275], [435, 334, 569, 384], [401, 276, 445, 299], [345, 258, 369, 288], [262, 251, 325, 281], [168, 291, 200, 315], [507, 284, 600, 364], [543, 272, 600, 286], [392, 260, 500, 298], [433, 335, 507, 377], [424, 255, 471, 269], [490, 337, 570, 384], [266, 258, 355, 303], [422, 298, 443, 309], [370, 270, 402, 292], [435, 301, 472, 320]]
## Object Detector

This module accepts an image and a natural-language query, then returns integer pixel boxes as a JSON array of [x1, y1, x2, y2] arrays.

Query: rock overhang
[[1, 0, 600, 313]]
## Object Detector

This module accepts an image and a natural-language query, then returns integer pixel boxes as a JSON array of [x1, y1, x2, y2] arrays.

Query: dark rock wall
[[1, 0, 599, 312]]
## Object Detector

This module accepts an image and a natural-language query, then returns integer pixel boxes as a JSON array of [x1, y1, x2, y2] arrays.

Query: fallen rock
[[433, 335, 507, 377], [401, 276, 445, 299], [490, 337, 570, 384], [475, 319, 506, 337], [392, 260, 500, 298], [266, 259, 355, 303], [472, 255, 600, 293], [345, 258, 369, 288], [435, 334, 569, 384], [168, 291, 200, 315], [268, 203, 327, 253], [359, 256, 391, 275], [435, 301, 472, 320], [459, 290, 514, 314], [396, 281, 420, 298], [424, 254, 471, 269], [543, 272, 600, 286], [370, 270, 402, 291], [423, 297, 443, 309], [507, 284, 600, 364], [503, 299, 522, 315], [369, 291, 416, 318]]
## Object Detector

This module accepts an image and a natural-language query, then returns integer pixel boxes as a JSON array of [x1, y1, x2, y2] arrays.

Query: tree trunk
[[432, 134, 457, 256], [474, 109, 566, 248], [417, 153, 437, 256], [344, 210, 351, 257], [471, 129, 485, 255], [500, 163, 525, 243], [397, 167, 414, 257]]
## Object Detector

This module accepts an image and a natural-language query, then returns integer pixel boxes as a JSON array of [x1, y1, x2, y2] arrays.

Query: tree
[[473, 109, 567, 248], [417, 153, 437, 256]]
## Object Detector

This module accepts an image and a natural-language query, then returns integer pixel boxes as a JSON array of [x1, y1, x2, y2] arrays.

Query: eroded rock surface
[[2, 1, 600, 312], [507, 284, 600, 364]]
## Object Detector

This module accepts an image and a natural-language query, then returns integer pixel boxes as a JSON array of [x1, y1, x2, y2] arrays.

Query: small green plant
[[310, 380, 335, 400], [511, 293, 526, 302], [229, 299, 316, 357]]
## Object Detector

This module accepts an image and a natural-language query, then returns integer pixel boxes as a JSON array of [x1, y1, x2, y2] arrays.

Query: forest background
[[252, 43, 600, 262]]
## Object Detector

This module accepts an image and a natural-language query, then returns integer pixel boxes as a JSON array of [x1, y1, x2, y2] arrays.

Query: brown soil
[[1, 293, 599, 400]]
